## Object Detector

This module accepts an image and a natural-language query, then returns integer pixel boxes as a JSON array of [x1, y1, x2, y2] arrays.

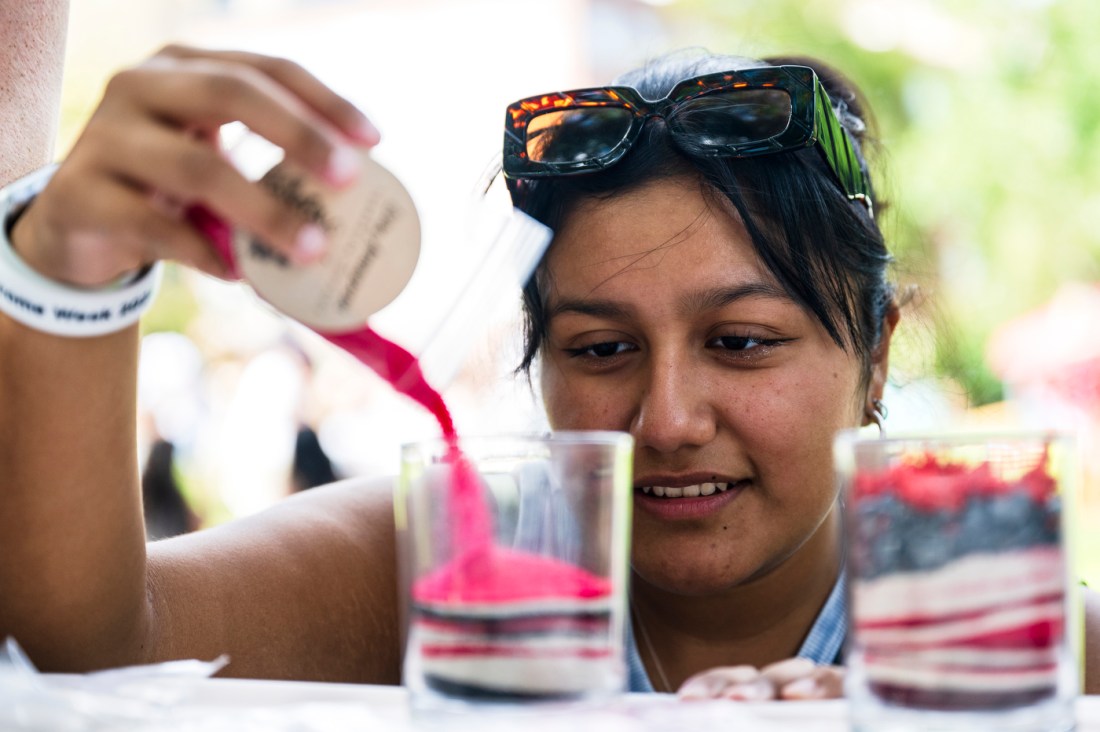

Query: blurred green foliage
[[663, 0, 1100, 406], [140, 264, 200, 336]]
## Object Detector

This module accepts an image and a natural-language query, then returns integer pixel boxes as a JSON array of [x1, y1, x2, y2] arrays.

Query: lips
[[633, 478, 747, 520], [639, 482, 734, 498]]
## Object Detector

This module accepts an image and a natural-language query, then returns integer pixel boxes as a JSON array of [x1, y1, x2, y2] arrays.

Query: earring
[[866, 398, 887, 438]]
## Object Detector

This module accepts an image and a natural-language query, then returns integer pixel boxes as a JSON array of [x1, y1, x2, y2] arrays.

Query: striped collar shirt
[[627, 569, 848, 693]]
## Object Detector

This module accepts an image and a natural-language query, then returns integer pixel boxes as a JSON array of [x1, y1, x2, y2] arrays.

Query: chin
[[632, 552, 762, 596]]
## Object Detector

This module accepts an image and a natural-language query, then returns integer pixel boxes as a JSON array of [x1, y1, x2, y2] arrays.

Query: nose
[[630, 352, 717, 454]]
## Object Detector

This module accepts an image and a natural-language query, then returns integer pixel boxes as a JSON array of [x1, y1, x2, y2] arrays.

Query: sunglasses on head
[[502, 65, 873, 217]]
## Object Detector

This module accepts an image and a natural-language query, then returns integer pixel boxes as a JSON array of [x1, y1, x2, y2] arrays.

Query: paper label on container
[[235, 151, 420, 332]]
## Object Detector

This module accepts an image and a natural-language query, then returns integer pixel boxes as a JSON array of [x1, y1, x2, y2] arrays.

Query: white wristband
[[0, 165, 163, 338]]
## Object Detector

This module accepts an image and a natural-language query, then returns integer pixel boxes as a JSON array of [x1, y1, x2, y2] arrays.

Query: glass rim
[[833, 427, 1075, 448], [401, 430, 634, 455]]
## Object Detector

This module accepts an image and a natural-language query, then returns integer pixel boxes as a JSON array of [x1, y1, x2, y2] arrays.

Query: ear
[[862, 302, 900, 425]]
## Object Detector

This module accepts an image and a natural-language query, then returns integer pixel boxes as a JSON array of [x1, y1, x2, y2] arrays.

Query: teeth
[[640, 482, 736, 498]]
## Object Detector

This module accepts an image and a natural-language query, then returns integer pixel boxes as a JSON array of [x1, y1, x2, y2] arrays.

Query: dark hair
[[290, 424, 339, 492], [512, 50, 895, 385], [141, 438, 192, 540]]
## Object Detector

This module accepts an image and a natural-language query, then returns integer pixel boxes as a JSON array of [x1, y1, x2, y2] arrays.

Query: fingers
[[760, 657, 817, 688], [109, 57, 362, 188], [91, 184, 236, 280], [676, 659, 846, 702], [678, 665, 772, 701], [92, 120, 325, 264], [776, 664, 845, 700], [13, 171, 231, 287], [154, 44, 380, 145], [16, 44, 377, 286]]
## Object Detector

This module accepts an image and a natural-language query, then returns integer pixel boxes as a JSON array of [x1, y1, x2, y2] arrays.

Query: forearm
[[0, 318, 153, 671], [0, 2, 153, 669], [0, 43, 381, 676], [1085, 587, 1099, 695], [0, 0, 70, 183]]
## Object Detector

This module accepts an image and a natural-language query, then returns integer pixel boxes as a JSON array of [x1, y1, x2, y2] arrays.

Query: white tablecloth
[[14, 676, 1100, 731]]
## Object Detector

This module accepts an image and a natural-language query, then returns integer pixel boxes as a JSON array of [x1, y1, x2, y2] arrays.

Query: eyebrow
[[683, 282, 795, 313], [547, 298, 633, 321], [547, 282, 795, 322]]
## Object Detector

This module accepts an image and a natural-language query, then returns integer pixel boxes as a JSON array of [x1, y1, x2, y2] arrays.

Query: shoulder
[[146, 474, 403, 682], [205, 473, 399, 551], [279, 474, 397, 527], [234, 474, 401, 575], [1084, 585, 1100, 694], [150, 473, 398, 560]]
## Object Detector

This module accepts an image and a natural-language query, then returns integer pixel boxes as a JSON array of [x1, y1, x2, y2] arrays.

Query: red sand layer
[[851, 448, 1065, 710], [413, 545, 612, 608], [869, 683, 1055, 711], [856, 546, 1064, 706], [852, 447, 1056, 511], [420, 644, 612, 659]]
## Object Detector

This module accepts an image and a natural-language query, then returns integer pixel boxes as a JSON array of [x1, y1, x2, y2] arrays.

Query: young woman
[[1, 45, 1096, 701]]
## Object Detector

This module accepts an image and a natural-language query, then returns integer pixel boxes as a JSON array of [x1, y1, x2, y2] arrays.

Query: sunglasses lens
[[671, 90, 792, 147], [526, 108, 633, 164]]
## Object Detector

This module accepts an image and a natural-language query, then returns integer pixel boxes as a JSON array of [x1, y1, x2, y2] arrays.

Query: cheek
[[733, 362, 864, 487], [539, 358, 576, 430], [538, 357, 631, 431], [775, 367, 865, 433]]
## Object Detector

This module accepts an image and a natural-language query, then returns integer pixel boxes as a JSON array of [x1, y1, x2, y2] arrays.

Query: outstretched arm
[[0, 0, 70, 183], [1085, 586, 1099, 695], [0, 45, 401, 681]]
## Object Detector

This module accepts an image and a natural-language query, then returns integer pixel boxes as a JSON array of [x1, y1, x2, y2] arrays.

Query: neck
[[631, 507, 842, 691]]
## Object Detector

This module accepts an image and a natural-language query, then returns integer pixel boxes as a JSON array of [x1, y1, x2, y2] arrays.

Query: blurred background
[[56, 0, 1099, 582]]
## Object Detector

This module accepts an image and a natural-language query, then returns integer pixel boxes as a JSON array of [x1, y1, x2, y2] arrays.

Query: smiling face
[[538, 175, 873, 598]]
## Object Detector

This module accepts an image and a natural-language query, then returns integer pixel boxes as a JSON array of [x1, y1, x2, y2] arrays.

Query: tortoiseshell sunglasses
[[502, 65, 873, 216]]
